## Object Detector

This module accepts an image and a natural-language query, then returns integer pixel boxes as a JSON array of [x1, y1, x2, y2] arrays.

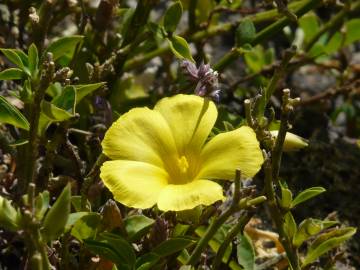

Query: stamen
[[177, 156, 189, 174]]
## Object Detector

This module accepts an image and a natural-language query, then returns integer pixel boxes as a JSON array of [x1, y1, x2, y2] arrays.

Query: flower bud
[[270, 130, 308, 152]]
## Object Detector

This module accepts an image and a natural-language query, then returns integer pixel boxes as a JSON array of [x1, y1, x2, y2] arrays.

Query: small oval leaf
[[164, 1, 183, 33], [236, 19, 256, 46], [292, 187, 326, 208], [167, 35, 194, 62]]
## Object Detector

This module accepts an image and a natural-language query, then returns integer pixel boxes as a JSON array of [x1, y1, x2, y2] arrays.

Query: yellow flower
[[100, 94, 263, 211], [270, 130, 308, 152]]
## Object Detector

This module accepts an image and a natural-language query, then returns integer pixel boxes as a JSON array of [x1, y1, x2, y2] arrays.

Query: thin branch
[[212, 212, 253, 269]]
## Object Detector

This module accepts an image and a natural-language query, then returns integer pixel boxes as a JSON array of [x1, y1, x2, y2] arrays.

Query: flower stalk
[[186, 171, 267, 266]]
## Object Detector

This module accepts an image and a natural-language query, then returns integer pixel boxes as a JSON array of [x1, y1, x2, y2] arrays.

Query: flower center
[[177, 156, 189, 174], [166, 155, 197, 185]]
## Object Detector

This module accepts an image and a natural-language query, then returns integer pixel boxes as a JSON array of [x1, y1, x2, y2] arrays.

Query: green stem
[[255, 46, 296, 120], [263, 90, 300, 270], [271, 90, 291, 183], [212, 213, 252, 270], [186, 170, 242, 266], [23, 58, 54, 193]]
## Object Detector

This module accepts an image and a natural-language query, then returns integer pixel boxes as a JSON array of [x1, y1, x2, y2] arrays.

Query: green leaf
[[0, 196, 20, 231], [65, 212, 89, 231], [0, 49, 29, 74], [84, 239, 129, 268], [99, 232, 136, 265], [28, 43, 39, 76], [71, 213, 101, 241], [84, 232, 135, 269], [324, 32, 342, 54], [35, 190, 49, 221], [236, 19, 256, 46], [293, 218, 338, 247], [52, 85, 76, 114], [13, 49, 29, 67], [75, 82, 106, 104], [135, 253, 160, 270], [45, 35, 84, 62], [237, 232, 255, 270], [0, 68, 24, 80], [46, 83, 63, 98], [167, 35, 194, 61], [344, 19, 360, 46], [244, 45, 265, 73], [283, 212, 297, 240], [0, 96, 30, 130], [152, 237, 195, 257], [42, 184, 71, 242], [164, 1, 183, 33], [292, 187, 326, 208], [124, 215, 155, 242], [40, 100, 74, 121], [302, 227, 356, 267], [299, 13, 319, 44]]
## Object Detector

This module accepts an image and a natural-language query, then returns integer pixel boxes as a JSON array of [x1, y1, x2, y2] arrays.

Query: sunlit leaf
[[0, 68, 24, 80], [292, 187, 326, 208], [71, 213, 101, 241], [35, 190, 49, 221], [45, 35, 84, 65], [167, 35, 194, 61], [28, 43, 39, 76], [75, 82, 106, 103], [299, 13, 319, 44], [0, 96, 29, 130], [237, 232, 255, 270], [344, 19, 360, 46], [0, 196, 20, 231]]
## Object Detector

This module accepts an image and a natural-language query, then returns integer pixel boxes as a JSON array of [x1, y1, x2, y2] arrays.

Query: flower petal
[[102, 107, 177, 168], [198, 126, 263, 180], [100, 160, 168, 209], [157, 180, 224, 211], [154, 94, 217, 155]]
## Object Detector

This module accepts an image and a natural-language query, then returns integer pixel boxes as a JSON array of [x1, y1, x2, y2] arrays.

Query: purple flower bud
[[198, 62, 211, 78], [181, 60, 198, 81], [180, 60, 222, 102]]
